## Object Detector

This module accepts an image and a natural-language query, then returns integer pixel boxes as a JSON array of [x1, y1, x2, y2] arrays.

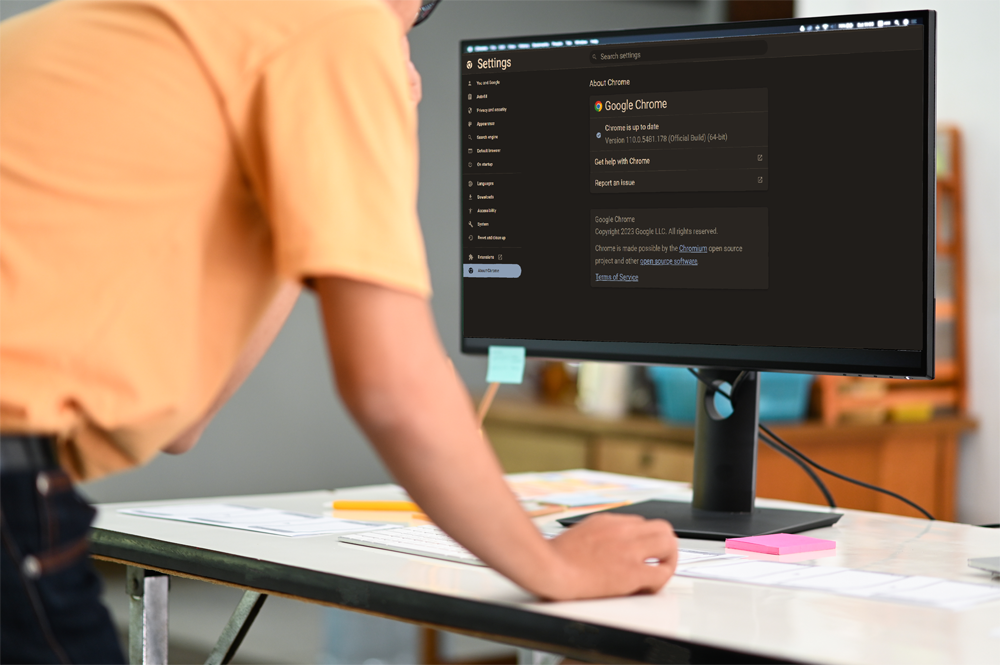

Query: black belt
[[0, 434, 59, 474]]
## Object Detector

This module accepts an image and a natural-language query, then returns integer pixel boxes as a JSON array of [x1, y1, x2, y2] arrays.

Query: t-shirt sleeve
[[252, 4, 431, 297]]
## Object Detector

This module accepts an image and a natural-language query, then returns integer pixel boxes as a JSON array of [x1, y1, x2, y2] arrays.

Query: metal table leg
[[204, 590, 268, 665], [127, 567, 170, 665], [124, 566, 266, 665]]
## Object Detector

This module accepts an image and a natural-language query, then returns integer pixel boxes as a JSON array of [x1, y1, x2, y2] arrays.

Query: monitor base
[[558, 500, 842, 540]]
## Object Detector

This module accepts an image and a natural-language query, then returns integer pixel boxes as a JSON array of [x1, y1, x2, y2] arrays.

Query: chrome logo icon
[[594, 101, 602, 112]]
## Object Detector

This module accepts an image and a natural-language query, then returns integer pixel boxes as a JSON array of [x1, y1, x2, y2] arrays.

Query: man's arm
[[162, 281, 302, 454], [316, 276, 677, 600]]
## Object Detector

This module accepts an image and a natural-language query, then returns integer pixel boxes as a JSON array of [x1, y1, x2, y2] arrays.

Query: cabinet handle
[[640, 451, 654, 468]]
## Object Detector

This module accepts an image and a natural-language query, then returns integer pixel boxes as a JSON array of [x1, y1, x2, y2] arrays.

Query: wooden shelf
[[483, 400, 976, 521], [936, 298, 956, 319], [832, 386, 958, 410], [935, 358, 958, 380]]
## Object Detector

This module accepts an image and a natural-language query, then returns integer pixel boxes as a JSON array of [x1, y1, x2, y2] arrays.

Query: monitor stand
[[559, 369, 841, 540]]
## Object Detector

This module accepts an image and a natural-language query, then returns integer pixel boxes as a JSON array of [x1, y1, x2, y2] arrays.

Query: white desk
[[93, 479, 1000, 665]]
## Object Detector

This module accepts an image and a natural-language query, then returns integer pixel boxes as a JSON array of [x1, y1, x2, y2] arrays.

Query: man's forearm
[[316, 276, 677, 600], [315, 277, 563, 594]]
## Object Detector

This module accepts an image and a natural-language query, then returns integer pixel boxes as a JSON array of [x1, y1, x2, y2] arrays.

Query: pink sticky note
[[725, 533, 836, 555]]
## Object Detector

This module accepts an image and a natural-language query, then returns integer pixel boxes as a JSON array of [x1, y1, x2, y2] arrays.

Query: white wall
[[798, 0, 1000, 525], [0, 0, 47, 20], [83, 0, 723, 502]]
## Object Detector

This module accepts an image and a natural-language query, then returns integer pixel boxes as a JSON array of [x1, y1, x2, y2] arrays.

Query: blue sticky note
[[486, 346, 526, 384]]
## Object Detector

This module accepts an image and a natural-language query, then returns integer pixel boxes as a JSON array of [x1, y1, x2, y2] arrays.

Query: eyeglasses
[[413, 0, 441, 27]]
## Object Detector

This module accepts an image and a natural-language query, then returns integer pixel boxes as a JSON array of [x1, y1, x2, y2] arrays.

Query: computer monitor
[[460, 11, 935, 539]]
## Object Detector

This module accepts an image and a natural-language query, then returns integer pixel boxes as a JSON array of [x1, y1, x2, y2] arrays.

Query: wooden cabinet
[[754, 418, 968, 520], [483, 400, 974, 521]]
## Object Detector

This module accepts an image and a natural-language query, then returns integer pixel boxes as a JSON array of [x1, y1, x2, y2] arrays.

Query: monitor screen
[[460, 11, 935, 379]]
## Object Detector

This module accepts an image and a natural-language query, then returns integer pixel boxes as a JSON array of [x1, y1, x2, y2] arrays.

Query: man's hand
[[316, 276, 678, 600], [544, 514, 678, 600]]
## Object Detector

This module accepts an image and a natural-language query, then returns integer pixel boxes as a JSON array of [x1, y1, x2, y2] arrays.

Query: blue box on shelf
[[647, 367, 815, 423]]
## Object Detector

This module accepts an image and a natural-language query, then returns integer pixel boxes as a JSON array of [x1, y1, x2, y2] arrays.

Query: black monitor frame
[[460, 10, 937, 382]]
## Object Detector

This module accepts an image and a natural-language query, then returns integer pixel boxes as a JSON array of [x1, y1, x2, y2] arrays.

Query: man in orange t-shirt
[[1, 1, 677, 661]]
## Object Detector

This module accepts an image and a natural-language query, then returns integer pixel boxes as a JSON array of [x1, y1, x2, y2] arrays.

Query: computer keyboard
[[339, 525, 487, 566], [340, 524, 740, 570]]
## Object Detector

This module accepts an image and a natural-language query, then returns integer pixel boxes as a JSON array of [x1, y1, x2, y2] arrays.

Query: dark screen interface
[[461, 17, 929, 355]]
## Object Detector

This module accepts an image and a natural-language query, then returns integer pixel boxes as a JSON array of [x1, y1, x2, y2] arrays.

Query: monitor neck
[[692, 369, 760, 513]]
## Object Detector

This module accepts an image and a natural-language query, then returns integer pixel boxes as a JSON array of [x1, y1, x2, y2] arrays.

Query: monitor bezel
[[459, 10, 936, 380]]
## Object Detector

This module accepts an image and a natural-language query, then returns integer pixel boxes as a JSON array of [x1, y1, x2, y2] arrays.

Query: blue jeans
[[1, 461, 125, 664]]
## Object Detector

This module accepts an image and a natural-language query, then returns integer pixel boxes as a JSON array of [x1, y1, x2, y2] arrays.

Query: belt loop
[[43, 435, 59, 469]]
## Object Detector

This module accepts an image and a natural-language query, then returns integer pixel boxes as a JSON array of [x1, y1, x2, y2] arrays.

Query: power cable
[[758, 431, 836, 508], [760, 423, 934, 520]]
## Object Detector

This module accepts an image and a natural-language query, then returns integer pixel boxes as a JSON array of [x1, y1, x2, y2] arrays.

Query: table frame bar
[[93, 529, 784, 664], [204, 591, 268, 665]]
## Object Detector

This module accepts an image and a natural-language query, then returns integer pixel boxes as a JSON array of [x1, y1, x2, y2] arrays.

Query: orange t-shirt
[[0, 0, 430, 481]]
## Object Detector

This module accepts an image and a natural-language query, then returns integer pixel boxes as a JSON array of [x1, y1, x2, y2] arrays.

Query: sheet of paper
[[676, 558, 1000, 610], [832, 574, 941, 599], [679, 560, 802, 581], [560, 469, 681, 490], [120, 504, 391, 537], [781, 569, 904, 592], [536, 492, 625, 507], [873, 578, 1000, 609], [747, 564, 843, 585], [676, 549, 744, 566], [507, 470, 679, 504]]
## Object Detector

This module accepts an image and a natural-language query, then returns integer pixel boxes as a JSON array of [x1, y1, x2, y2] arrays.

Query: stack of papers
[[677, 559, 1000, 610], [508, 469, 683, 507], [120, 504, 390, 538]]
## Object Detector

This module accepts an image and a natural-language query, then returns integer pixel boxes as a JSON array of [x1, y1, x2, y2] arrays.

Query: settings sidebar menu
[[462, 59, 524, 280]]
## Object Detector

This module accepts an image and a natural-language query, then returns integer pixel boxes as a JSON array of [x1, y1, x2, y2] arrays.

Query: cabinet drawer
[[485, 425, 588, 473], [592, 438, 694, 482]]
